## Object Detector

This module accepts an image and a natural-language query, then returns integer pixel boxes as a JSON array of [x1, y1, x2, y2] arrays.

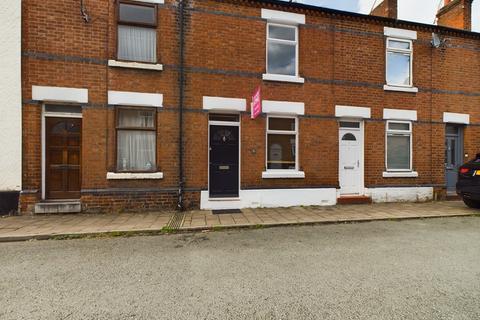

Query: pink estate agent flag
[[251, 86, 262, 119]]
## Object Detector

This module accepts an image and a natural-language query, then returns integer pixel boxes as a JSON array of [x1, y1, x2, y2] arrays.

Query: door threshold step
[[337, 196, 372, 205], [34, 201, 81, 214]]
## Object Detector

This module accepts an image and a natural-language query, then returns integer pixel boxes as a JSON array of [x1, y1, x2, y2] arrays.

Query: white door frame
[[207, 116, 241, 200], [338, 119, 365, 196]]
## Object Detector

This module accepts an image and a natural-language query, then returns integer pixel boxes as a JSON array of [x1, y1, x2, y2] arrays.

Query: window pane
[[388, 39, 410, 50], [118, 109, 155, 128], [119, 3, 156, 25], [268, 42, 296, 76], [117, 130, 156, 171], [339, 121, 360, 129], [268, 25, 296, 41], [387, 135, 411, 170], [269, 118, 295, 131], [388, 122, 410, 131], [387, 52, 411, 86], [118, 25, 156, 63], [342, 133, 357, 141], [267, 134, 296, 169]]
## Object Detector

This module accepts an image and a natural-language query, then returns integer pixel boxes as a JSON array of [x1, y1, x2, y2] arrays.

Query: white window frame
[[265, 23, 300, 79], [385, 37, 413, 88], [385, 120, 413, 172], [265, 115, 299, 172]]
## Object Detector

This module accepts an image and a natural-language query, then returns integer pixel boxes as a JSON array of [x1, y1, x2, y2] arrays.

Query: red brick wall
[[20, 0, 480, 213]]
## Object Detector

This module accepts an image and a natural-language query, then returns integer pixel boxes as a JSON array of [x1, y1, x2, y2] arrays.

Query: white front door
[[339, 121, 363, 195]]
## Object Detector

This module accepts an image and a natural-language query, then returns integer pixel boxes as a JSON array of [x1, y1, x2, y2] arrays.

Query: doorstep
[[337, 195, 372, 205], [34, 200, 81, 214]]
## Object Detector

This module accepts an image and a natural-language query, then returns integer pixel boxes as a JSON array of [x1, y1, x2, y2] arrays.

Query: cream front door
[[339, 122, 363, 195]]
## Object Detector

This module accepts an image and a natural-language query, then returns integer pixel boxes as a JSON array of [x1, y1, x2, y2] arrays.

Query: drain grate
[[167, 211, 185, 230], [212, 209, 242, 215]]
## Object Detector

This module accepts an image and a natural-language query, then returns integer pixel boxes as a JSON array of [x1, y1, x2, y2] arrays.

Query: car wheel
[[462, 198, 480, 209]]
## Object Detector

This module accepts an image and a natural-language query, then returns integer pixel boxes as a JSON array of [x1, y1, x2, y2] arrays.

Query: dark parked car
[[457, 153, 480, 208]]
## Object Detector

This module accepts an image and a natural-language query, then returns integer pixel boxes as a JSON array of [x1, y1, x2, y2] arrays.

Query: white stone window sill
[[106, 172, 164, 180], [383, 171, 418, 178], [262, 73, 305, 84], [262, 170, 305, 179], [108, 60, 164, 71], [384, 85, 418, 93]]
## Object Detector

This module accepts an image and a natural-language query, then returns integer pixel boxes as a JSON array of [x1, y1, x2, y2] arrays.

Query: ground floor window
[[386, 121, 412, 171], [116, 107, 156, 172], [266, 116, 298, 170]]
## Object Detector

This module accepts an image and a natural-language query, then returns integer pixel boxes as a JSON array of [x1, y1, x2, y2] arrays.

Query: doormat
[[212, 209, 242, 215]]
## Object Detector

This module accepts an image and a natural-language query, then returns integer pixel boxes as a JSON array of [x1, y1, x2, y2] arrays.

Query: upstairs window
[[386, 38, 413, 87], [266, 116, 298, 170], [386, 121, 412, 171], [116, 108, 157, 172], [117, 1, 157, 63], [266, 24, 298, 77]]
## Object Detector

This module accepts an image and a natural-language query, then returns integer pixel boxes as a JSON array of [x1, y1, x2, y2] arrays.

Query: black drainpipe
[[177, 0, 186, 211]]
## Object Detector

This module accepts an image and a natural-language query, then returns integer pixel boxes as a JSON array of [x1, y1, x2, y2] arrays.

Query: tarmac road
[[1, 217, 479, 319]]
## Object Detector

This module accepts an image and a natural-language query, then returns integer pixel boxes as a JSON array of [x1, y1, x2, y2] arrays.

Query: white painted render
[[383, 108, 417, 121], [261, 9, 306, 25], [366, 187, 433, 203], [203, 96, 247, 112], [262, 100, 305, 115], [108, 91, 163, 107], [32, 86, 88, 104], [443, 112, 470, 125], [0, 0, 21, 191], [200, 188, 337, 210], [384, 27, 417, 40], [335, 105, 371, 118]]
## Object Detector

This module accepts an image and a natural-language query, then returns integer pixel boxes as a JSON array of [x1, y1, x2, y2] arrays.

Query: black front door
[[209, 125, 239, 198]]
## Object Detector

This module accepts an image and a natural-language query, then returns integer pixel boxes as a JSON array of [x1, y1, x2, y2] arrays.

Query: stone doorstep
[[34, 201, 81, 214]]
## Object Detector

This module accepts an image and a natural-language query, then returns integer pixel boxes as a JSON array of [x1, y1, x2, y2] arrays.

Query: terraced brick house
[[19, 0, 480, 214]]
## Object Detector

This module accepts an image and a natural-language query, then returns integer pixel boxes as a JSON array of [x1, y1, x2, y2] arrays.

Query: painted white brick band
[[443, 112, 470, 125], [201, 188, 336, 210], [108, 91, 163, 107], [335, 105, 371, 119], [383, 108, 417, 121], [262, 100, 305, 115], [367, 187, 433, 203], [261, 9, 305, 25], [32, 86, 88, 104], [384, 27, 417, 40], [203, 96, 247, 112]]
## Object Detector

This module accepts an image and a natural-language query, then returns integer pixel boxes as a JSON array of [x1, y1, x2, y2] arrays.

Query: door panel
[[46, 117, 82, 199], [209, 125, 239, 198], [339, 128, 362, 195], [445, 125, 463, 194]]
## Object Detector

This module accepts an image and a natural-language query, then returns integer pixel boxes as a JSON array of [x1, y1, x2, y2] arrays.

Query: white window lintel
[[384, 27, 417, 40], [203, 96, 247, 112], [383, 108, 417, 121], [108, 91, 163, 108], [261, 9, 305, 25], [443, 112, 470, 125], [263, 100, 305, 115], [134, 0, 164, 3]]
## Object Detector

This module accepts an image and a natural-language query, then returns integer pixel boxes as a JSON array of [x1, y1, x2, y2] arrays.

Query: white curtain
[[118, 25, 156, 63], [117, 131, 155, 171]]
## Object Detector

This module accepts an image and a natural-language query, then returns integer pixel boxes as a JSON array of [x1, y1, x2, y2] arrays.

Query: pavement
[[0, 217, 479, 319], [0, 201, 477, 242]]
